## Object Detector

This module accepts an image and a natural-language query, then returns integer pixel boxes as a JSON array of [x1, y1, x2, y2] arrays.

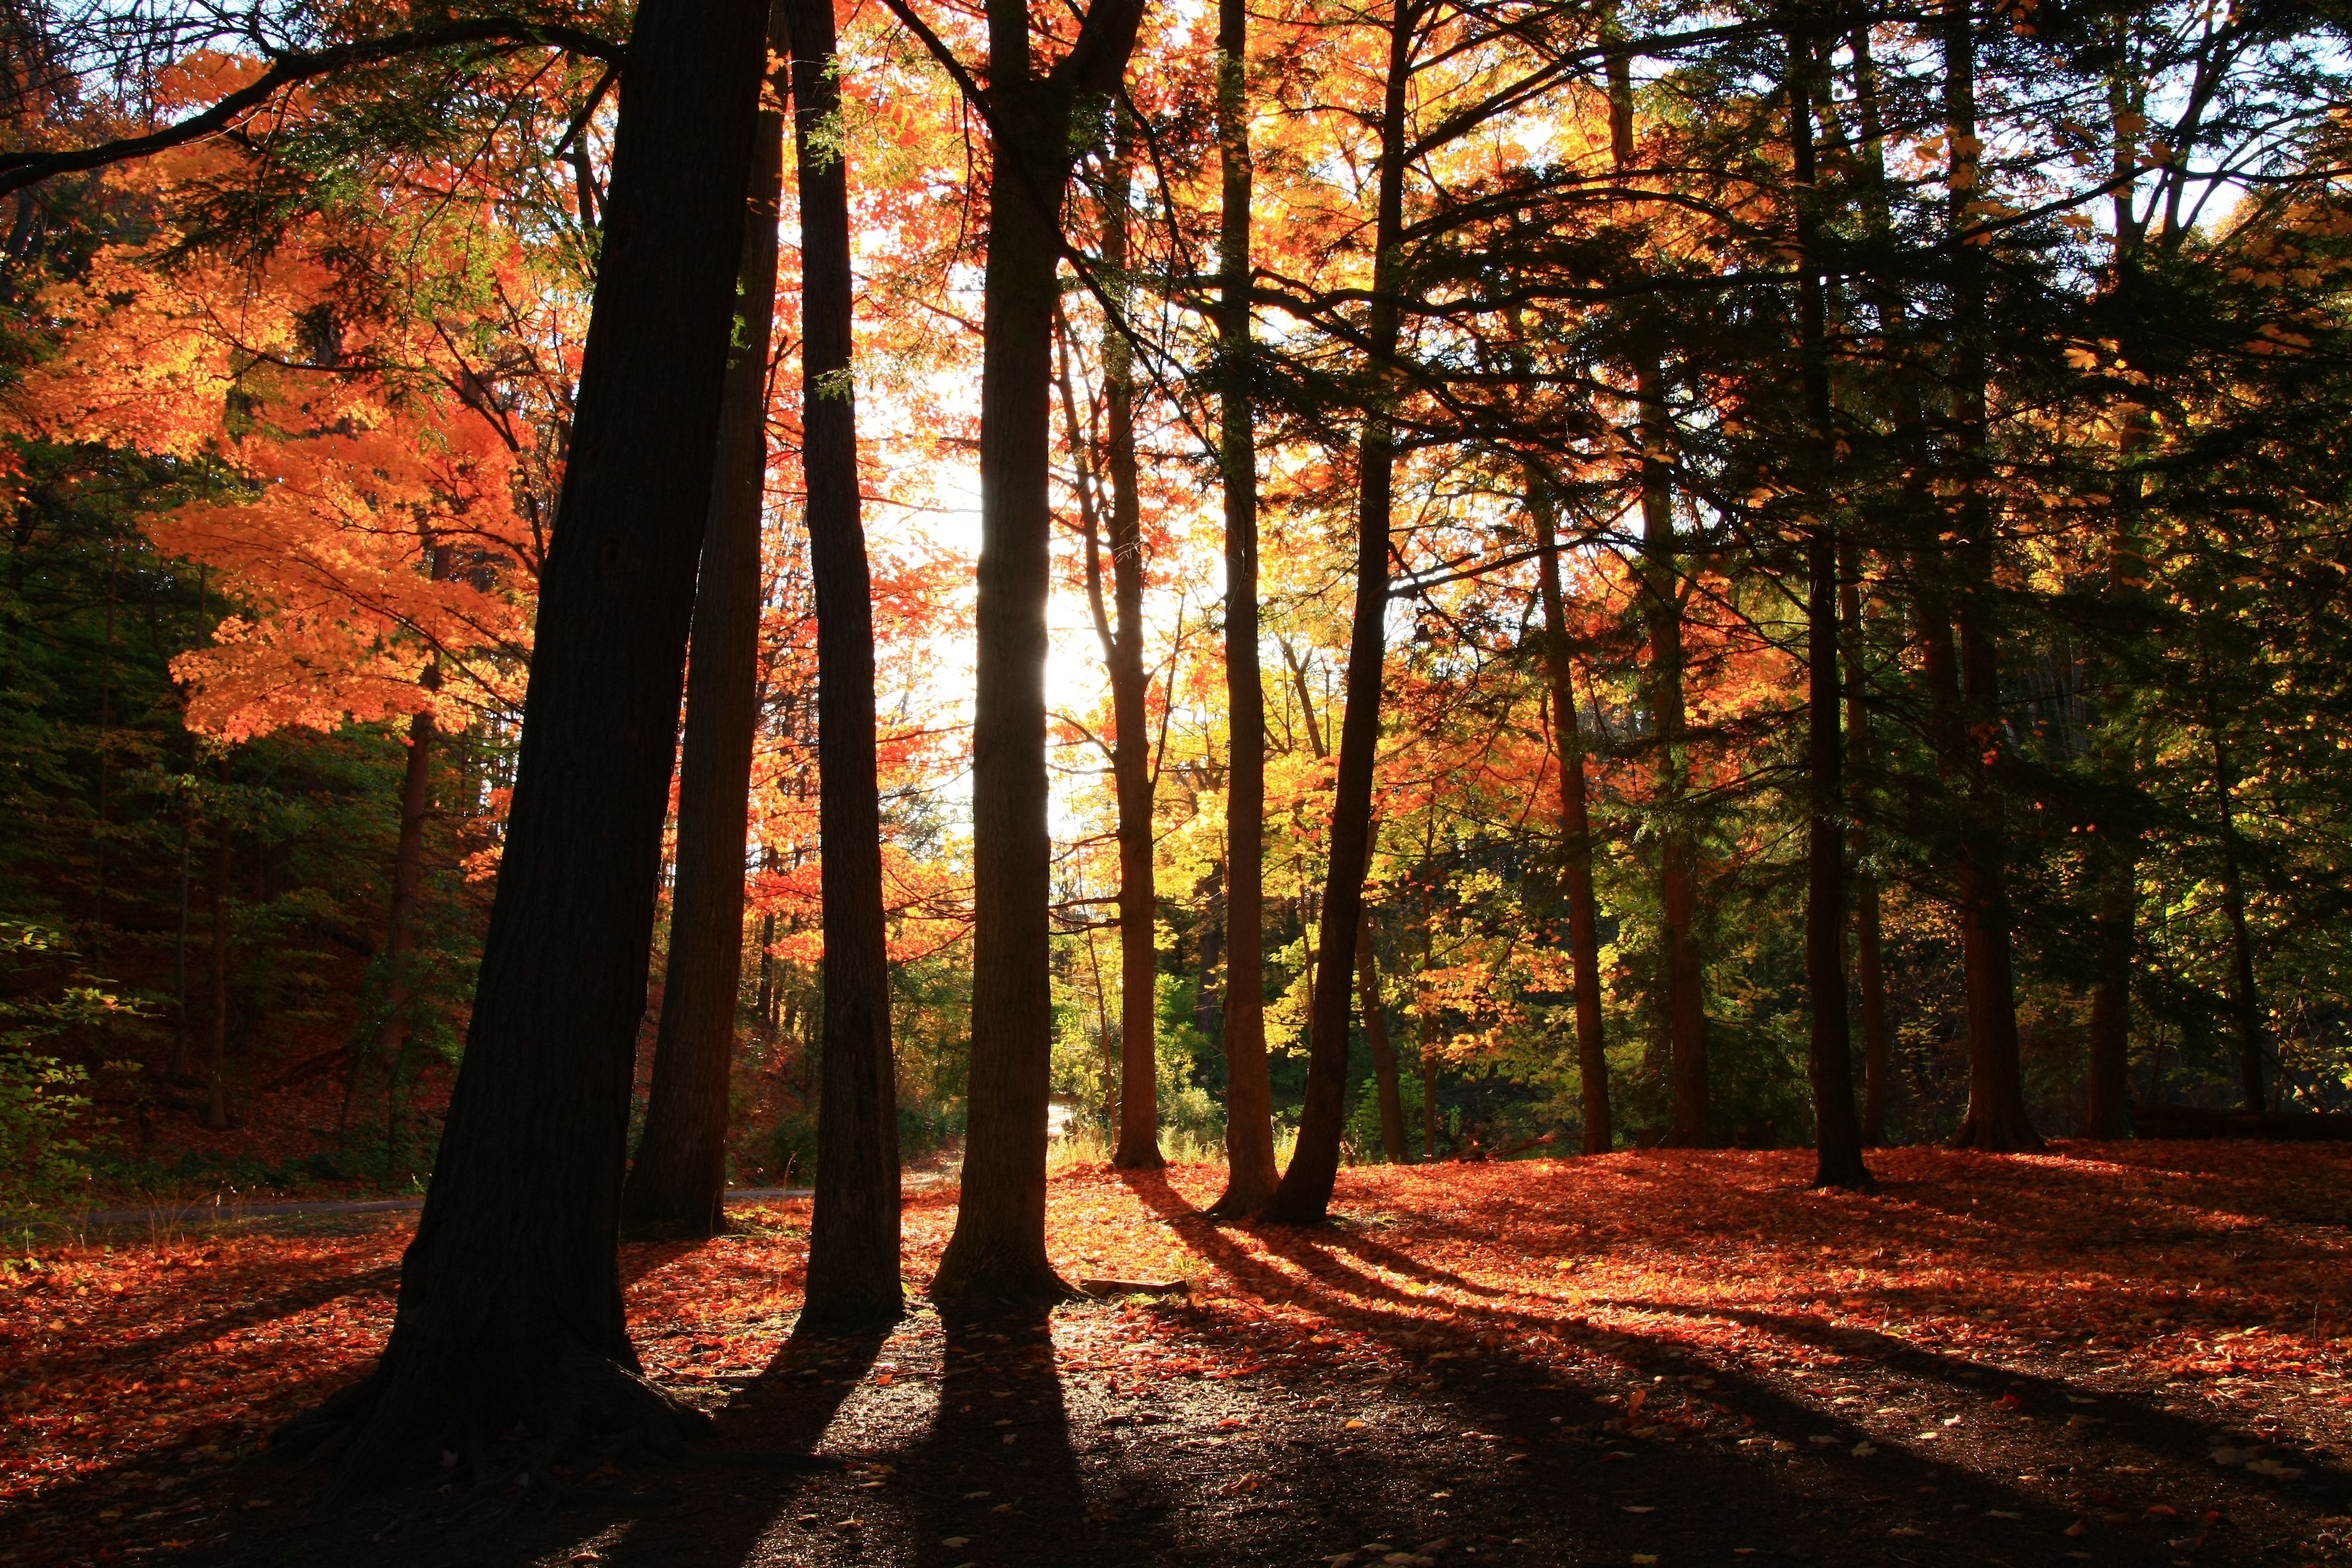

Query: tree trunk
[[1842, 556, 1891, 1146], [788, 0, 905, 1325], [1098, 107, 1163, 1173], [1939, 0, 2039, 1153], [1787, 24, 1868, 1189], [933, 0, 1146, 1303], [205, 824, 229, 1133], [377, 549, 450, 1113], [1263, 0, 1410, 1224], [1531, 475, 1609, 1153], [2211, 728, 2265, 1112], [623, 15, 787, 1240], [274, 0, 778, 1487], [171, 811, 190, 1084], [1208, 0, 1279, 1219], [1419, 1001, 1439, 1159], [1607, 38, 1707, 1147], [1357, 919, 1407, 1162]]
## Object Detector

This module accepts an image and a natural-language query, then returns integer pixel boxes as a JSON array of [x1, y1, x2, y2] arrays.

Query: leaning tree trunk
[[1263, 0, 1410, 1224], [1531, 473, 1610, 1153], [1208, 0, 1280, 1217], [205, 826, 230, 1133], [623, 10, 786, 1239], [933, 0, 1147, 1304], [1101, 107, 1163, 1172], [1786, 21, 1869, 1189], [1939, 0, 2039, 1153], [274, 0, 777, 1487], [788, 0, 904, 1326], [1606, 34, 1707, 1148]]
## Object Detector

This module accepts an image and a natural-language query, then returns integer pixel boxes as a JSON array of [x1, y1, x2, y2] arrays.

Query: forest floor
[[1, 1142, 2348, 1568]]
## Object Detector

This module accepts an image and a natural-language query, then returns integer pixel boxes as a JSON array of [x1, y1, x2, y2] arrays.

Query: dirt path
[[2, 1147, 2345, 1567]]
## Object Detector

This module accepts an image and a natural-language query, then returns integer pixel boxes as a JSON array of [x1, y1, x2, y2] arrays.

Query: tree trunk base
[[929, 1246, 1070, 1310], [1110, 1146, 1166, 1172], [271, 1318, 710, 1497], [1811, 1153, 1874, 1190], [1946, 1105, 2044, 1152], [618, 1213, 730, 1243], [1259, 1189, 1333, 1226]]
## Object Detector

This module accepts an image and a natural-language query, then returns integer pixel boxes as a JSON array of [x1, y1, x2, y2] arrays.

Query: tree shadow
[[1112, 1168, 2287, 1565], [894, 1302, 1091, 1566]]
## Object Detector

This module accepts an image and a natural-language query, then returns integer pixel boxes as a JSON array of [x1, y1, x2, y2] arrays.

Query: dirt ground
[[2, 1145, 2347, 1567]]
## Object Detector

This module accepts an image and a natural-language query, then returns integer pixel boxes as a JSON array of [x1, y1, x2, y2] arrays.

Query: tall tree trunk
[[275, 0, 778, 1485], [1098, 107, 1163, 1172], [1940, 0, 2039, 1153], [623, 13, 788, 1239], [788, 0, 903, 1322], [1531, 474, 1610, 1153], [1419, 996, 1439, 1159], [377, 547, 451, 1110], [1607, 35, 1707, 1147], [1209, 0, 1280, 1218], [171, 810, 191, 1083], [2082, 81, 2152, 1140], [1786, 21, 1868, 1189], [2211, 726, 2265, 1112], [1357, 919, 1407, 1162], [205, 825, 230, 1133], [933, 0, 1147, 1303], [1264, 0, 1411, 1224], [1841, 553, 1891, 1145]]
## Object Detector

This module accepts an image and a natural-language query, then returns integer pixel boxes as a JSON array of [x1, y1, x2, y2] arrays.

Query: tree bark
[[788, 0, 904, 1323], [205, 824, 229, 1133], [1098, 108, 1163, 1173], [1607, 36, 1707, 1147], [1208, 0, 1279, 1219], [275, 0, 778, 1486], [1842, 554, 1891, 1145], [1357, 919, 1407, 1162], [623, 13, 786, 1240], [2211, 727, 2265, 1112], [933, 0, 1147, 1304], [1939, 0, 2039, 1153], [1263, 0, 1411, 1224], [1786, 22, 1868, 1188], [1531, 475, 1609, 1153]]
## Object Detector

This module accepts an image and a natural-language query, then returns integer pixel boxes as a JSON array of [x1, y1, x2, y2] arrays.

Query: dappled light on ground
[[1, 1144, 2345, 1565]]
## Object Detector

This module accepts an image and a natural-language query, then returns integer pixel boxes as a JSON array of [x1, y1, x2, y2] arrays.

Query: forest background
[[2, 0, 2349, 1211]]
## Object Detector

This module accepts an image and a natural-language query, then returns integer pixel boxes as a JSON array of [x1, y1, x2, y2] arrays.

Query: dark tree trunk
[[1357, 920, 1407, 1163], [205, 826, 229, 1132], [171, 812, 190, 1083], [933, 0, 1147, 1304], [1208, 0, 1278, 1219], [1841, 551, 1891, 1146], [1099, 109, 1163, 1173], [623, 12, 786, 1240], [1531, 475, 1609, 1154], [2211, 728, 2265, 1112], [788, 0, 903, 1324], [1419, 1001, 1439, 1159], [1786, 24, 1868, 1189], [274, 0, 778, 1485], [1264, 0, 1411, 1224], [1939, 0, 2038, 1153], [378, 546, 451, 1099], [1607, 40, 1707, 1148]]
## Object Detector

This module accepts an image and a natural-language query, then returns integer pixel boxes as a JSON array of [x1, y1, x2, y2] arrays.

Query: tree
[[1264, 0, 1414, 1224], [1207, 0, 1279, 1218], [908, 0, 1148, 1304], [275, 0, 778, 1482], [623, 2, 792, 1240], [791, 0, 906, 1326]]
